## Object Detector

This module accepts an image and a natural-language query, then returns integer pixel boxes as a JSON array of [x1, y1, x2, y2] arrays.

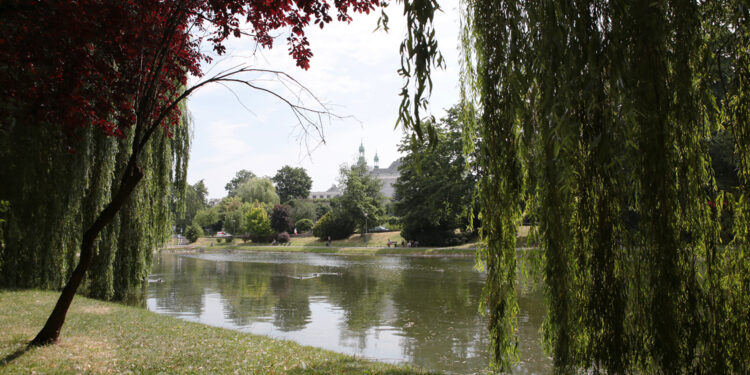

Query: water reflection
[[147, 252, 551, 374]]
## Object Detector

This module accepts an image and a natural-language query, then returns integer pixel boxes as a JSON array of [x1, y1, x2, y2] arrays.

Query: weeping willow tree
[[459, 0, 750, 372], [0, 104, 190, 302]]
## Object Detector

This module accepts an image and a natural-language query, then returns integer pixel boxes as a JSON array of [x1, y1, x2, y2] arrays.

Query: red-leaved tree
[[0, 0, 381, 345]]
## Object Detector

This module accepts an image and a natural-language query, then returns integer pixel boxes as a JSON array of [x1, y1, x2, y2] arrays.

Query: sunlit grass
[[288, 232, 405, 247], [0, 290, 437, 374]]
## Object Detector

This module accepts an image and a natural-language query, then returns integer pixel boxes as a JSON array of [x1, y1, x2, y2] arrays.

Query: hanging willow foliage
[[0, 103, 190, 302], [461, 0, 750, 372]]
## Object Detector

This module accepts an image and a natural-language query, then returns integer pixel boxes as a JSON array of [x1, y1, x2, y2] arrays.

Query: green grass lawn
[[0, 290, 437, 374]]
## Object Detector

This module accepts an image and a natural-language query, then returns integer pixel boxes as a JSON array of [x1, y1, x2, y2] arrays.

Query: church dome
[[359, 142, 365, 153]]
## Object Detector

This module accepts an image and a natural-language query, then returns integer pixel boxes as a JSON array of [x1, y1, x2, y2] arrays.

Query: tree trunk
[[31, 162, 144, 346]]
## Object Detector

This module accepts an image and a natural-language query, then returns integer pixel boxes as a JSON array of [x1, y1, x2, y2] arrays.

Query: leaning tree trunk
[[31, 162, 144, 346]]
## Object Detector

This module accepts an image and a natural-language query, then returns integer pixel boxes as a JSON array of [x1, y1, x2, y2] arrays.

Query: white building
[[309, 142, 401, 199], [309, 184, 343, 199], [369, 156, 401, 198]]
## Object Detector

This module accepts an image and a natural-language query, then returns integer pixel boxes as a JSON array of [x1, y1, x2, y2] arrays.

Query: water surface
[[147, 251, 550, 374]]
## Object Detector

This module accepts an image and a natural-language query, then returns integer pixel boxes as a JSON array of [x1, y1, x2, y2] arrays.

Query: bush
[[295, 218, 314, 232], [244, 204, 274, 243], [276, 232, 290, 243], [270, 204, 293, 233], [400, 223, 475, 247], [185, 223, 203, 243], [312, 210, 354, 240]]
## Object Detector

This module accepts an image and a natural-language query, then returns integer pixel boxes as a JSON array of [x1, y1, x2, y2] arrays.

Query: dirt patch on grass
[[76, 305, 112, 315], [38, 335, 118, 373]]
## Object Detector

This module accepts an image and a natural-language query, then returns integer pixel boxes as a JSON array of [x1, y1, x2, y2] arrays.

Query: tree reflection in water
[[147, 252, 551, 374]]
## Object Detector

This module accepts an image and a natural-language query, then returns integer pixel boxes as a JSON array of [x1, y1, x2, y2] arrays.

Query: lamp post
[[364, 212, 368, 247]]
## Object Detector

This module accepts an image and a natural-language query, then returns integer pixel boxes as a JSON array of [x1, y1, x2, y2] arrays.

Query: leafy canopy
[[225, 170, 257, 197], [176, 180, 209, 232], [0, 0, 381, 141], [272, 166, 313, 203], [288, 198, 316, 224], [312, 211, 355, 240], [337, 163, 385, 234], [244, 204, 274, 243], [270, 204, 294, 233], [236, 177, 280, 207], [393, 107, 478, 246]]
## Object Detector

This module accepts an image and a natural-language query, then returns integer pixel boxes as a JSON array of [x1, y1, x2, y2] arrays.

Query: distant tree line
[[182, 166, 317, 244]]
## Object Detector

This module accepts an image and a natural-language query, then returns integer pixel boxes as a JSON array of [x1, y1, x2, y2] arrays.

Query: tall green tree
[[457, 0, 750, 372], [272, 166, 313, 203], [236, 177, 280, 207], [225, 169, 256, 197], [217, 197, 250, 235], [193, 207, 220, 233], [337, 163, 385, 234], [393, 107, 478, 246], [288, 198, 316, 224], [176, 180, 209, 232]]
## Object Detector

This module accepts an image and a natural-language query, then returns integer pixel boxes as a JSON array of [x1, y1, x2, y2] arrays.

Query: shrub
[[185, 223, 203, 243], [276, 232, 290, 243], [244, 204, 274, 243], [295, 218, 314, 232], [400, 223, 474, 247], [312, 210, 354, 240]]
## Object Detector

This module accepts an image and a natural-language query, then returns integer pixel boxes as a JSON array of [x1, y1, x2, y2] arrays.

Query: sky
[[186, 0, 462, 199]]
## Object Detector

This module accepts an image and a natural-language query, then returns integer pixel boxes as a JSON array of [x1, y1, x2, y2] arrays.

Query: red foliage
[[0, 0, 379, 141]]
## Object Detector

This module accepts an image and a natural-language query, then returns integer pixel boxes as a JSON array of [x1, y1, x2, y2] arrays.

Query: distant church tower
[[357, 141, 366, 166], [374, 151, 380, 169]]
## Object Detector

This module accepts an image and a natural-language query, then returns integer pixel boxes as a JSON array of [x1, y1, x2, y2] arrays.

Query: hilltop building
[[309, 142, 401, 199]]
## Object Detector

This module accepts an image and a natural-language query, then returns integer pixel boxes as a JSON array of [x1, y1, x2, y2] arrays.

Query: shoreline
[[0, 290, 436, 374], [157, 244, 479, 257]]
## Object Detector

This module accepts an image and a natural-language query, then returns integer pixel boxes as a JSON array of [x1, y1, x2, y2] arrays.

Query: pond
[[147, 252, 551, 374]]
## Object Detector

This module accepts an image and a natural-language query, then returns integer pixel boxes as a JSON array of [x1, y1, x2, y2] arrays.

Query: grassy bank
[[188, 231, 408, 248], [0, 290, 435, 374], [170, 226, 532, 255]]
